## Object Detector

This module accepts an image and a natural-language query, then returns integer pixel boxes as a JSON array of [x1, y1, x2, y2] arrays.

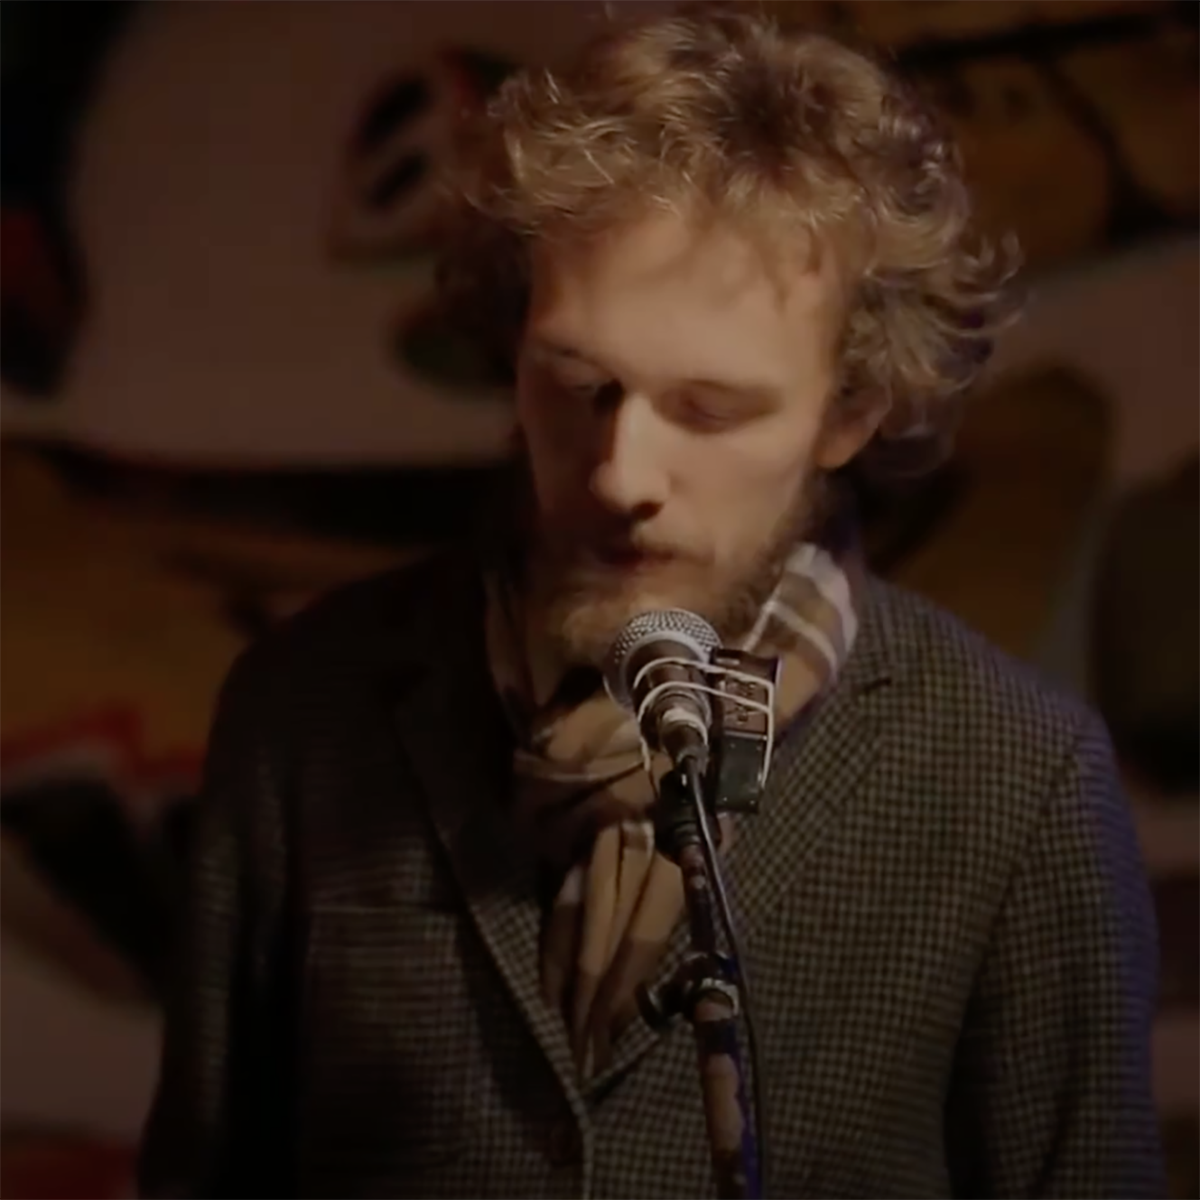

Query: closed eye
[[564, 378, 611, 400], [545, 368, 622, 407], [525, 348, 615, 402], [673, 393, 758, 433]]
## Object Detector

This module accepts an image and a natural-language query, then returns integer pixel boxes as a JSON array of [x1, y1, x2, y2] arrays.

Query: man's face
[[515, 209, 872, 666]]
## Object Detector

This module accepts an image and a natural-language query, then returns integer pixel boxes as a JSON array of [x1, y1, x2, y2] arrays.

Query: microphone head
[[603, 608, 721, 712]]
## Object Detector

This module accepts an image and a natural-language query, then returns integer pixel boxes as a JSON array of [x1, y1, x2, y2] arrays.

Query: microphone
[[603, 609, 721, 768]]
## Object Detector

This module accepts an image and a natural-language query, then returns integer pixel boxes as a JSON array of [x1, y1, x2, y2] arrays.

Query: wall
[[2, 1, 1196, 483]]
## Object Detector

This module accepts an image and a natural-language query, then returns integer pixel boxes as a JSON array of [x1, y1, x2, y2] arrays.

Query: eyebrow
[[528, 337, 782, 402]]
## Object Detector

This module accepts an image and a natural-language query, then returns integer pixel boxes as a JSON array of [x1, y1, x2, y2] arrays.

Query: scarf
[[484, 533, 862, 1078]]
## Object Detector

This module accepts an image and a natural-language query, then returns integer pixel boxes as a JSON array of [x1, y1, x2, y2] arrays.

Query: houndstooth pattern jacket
[[138, 553, 1166, 1199]]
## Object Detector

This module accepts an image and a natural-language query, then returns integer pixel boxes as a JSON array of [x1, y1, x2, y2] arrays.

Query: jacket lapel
[[388, 561, 581, 1103], [726, 580, 895, 957]]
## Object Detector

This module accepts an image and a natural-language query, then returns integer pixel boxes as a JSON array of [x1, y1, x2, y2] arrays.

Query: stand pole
[[652, 765, 761, 1200]]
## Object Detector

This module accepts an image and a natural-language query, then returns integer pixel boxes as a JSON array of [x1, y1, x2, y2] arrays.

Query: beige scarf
[[485, 534, 862, 1077]]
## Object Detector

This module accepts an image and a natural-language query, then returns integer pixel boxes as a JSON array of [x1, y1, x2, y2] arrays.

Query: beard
[[519, 467, 826, 670]]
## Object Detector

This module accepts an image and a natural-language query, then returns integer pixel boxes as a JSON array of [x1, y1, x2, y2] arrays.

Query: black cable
[[684, 754, 770, 1198]]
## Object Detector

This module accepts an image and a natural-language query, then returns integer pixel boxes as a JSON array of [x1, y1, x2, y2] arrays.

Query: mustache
[[536, 523, 705, 569], [557, 524, 699, 561]]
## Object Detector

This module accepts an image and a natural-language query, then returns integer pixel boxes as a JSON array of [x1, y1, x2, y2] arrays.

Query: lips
[[596, 545, 641, 566], [593, 544, 673, 570]]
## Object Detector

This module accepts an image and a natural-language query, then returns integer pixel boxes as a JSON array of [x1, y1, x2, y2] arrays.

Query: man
[[139, 6, 1165, 1198]]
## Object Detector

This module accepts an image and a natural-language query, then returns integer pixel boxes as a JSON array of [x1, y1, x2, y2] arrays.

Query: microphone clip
[[705, 647, 779, 818]]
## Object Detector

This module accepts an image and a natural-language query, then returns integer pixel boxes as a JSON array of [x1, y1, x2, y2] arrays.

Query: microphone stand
[[648, 758, 761, 1200]]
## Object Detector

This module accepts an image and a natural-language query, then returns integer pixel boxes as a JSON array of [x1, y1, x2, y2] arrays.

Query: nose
[[588, 390, 670, 519]]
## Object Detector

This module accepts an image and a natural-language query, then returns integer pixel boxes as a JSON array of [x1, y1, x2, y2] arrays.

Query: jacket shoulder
[[863, 578, 1110, 797], [213, 552, 473, 720], [845, 581, 1135, 942]]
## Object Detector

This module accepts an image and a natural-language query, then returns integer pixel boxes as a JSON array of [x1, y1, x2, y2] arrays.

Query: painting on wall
[[0, 0, 134, 398], [0, 1128, 135, 1200], [318, 0, 1200, 395], [1092, 453, 1200, 797], [1156, 874, 1200, 1012]]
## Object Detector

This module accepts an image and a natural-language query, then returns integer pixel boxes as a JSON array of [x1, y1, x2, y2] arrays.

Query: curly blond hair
[[437, 3, 1017, 480]]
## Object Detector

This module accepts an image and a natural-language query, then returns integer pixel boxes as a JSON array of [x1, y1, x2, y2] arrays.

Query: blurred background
[[0, 1, 1196, 1195]]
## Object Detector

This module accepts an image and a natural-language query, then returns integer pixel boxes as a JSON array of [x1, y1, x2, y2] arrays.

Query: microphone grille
[[603, 608, 721, 710]]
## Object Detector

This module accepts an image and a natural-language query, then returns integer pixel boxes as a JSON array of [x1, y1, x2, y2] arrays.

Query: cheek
[[689, 425, 814, 527], [677, 442, 809, 570], [516, 379, 580, 507], [514, 368, 545, 443], [517, 368, 581, 446]]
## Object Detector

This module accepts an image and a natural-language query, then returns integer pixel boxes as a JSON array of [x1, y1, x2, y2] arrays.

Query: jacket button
[[547, 1117, 582, 1167]]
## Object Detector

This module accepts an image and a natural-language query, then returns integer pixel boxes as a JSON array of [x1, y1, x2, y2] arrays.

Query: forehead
[[525, 209, 844, 389]]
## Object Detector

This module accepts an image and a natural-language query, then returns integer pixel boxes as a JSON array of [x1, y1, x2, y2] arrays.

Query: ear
[[814, 393, 890, 471]]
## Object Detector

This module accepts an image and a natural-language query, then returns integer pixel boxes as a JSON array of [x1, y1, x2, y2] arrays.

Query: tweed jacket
[[138, 553, 1165, 1199]]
